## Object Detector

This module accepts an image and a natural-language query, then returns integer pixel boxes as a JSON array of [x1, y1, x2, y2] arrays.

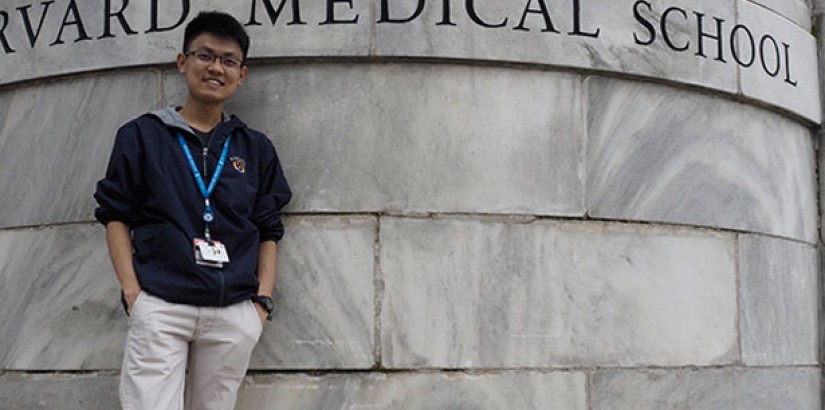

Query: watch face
[[255, 296, 274, 312]]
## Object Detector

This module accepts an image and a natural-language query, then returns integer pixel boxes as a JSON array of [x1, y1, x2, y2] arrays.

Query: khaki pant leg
[[184, 300, 264, 410], [119, 292, 197, 410]]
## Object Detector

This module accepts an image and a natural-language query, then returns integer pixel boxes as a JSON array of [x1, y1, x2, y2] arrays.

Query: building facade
[[0, 0, 821, 408]]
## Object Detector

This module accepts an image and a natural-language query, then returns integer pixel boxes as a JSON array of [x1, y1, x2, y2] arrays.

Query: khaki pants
[[119, 292, 264, 410]]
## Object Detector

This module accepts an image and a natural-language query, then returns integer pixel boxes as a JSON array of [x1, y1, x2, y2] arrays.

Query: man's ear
[[176, 53, 187, 73], [238, 65, 249, 86]]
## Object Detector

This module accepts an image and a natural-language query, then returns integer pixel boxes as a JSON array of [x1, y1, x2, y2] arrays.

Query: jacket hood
[[147, 106, 244, 136]]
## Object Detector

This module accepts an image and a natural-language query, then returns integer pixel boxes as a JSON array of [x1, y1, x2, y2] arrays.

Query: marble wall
[[0, 0, 821, 409]]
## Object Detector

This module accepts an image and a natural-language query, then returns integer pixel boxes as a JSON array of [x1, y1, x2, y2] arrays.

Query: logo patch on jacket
[[230, 157, 246, 173]]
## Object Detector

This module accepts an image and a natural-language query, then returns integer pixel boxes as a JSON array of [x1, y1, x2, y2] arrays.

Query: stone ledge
[[0, 373, 120, 410], [237, 371, 587, 410], [591, 367, 821, 409], [0, 1, 817, 122]]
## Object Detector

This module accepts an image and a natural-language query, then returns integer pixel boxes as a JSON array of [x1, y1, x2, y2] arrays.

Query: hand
[[123, 289, 141, 315], [253, 302, 268, 325]]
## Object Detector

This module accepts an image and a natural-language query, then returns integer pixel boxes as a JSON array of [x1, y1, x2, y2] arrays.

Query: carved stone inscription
[[0, 0, 816, 120]]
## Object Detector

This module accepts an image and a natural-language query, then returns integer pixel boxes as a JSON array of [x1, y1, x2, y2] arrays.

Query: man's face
[[176, 33, 248, 106]]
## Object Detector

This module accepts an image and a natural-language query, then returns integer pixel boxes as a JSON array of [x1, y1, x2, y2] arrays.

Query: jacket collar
[[147, 106, 244, 137]]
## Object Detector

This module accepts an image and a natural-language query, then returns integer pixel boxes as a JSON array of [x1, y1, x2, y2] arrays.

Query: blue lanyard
[[177, 133, 232, 234]]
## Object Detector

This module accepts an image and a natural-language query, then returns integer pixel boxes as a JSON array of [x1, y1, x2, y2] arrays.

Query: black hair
[[183, 11, 250, 61]]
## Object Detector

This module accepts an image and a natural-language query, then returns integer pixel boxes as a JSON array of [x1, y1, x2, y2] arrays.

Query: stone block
[[374, 0, 738, 93], [164, 64, 585, 216], [819, 129, 825, 243], [0, 71, 159, 228], [0, 224, 124, 370], [380, 217, 737, 368], [0, 374, 119, 410], [739, 234, 818, 365], [746, 0, 812, 30], [587, 77, 816, 243], [250, 216, 377, 369], [737, 0, 821, 122], [237, 371, 587, 410], [591, 368, 821, 409], [0, 216, 375, 371]]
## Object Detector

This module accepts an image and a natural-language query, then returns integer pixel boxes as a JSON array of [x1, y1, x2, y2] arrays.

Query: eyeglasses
[[185, 50, 243, 69]]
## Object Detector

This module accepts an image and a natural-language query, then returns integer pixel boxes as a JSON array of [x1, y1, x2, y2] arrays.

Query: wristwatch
[[251, 295, 274, 321]]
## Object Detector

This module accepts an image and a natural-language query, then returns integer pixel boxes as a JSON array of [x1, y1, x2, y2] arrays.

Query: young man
[[94, 11, 291, 410]]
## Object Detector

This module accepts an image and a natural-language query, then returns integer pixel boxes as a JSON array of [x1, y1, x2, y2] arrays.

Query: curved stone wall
[[0, 0, 820, 409]]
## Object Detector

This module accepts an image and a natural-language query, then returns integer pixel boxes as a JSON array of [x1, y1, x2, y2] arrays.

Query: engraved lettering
[[378, 0, 425, 24], [514, 0, 559, 33], [0, 11, 15, 53], [783, 43, 797, 86], [18, 1, 54, 48], [694, 11, 725, 62], [759, 34, 780, 77], [569, 0, 599, 37], [466, 0, 507, 28], [730, 24, 754, 67], [246, 0, 306, 26], [633, 0, 655, 46], [321, 0, 359, 25], [146, 0, 189, 33], [437, 0, 456, 26], [661, 7, 688, 51], [99, 0, 138, 39], [50, 0, 92, 46]]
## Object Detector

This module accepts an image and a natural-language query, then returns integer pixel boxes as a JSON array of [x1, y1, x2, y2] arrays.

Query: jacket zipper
[[202, 146, 209, 178], [201, 139, 225, 305], [218, 271, 226, 305]]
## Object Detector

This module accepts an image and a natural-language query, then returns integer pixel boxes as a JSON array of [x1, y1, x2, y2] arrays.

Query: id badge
[[194, 238, 230, 268]]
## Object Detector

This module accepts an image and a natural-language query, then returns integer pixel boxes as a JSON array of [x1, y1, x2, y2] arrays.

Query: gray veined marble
[[744, 0, 812, 30], [587, 77, 816, 243], [591, 368, 821, 410], [172, 64, 586, 216], [380, 217, 737, 369], [820, 129, 825, 242], [250, 216, 377, 369], [0, 224, 123, 370], [738, 234, 818, 365], [237, 372, 587, 410], [0, 70, 159, 228], [737, 0, 821, 122], [0, 374, 120, 410], [0, 215, 376, 371]]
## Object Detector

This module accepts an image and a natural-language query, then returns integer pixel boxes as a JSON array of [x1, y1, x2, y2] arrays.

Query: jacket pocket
[[150, 224, 194, 271], [132, 225, 161, 262]]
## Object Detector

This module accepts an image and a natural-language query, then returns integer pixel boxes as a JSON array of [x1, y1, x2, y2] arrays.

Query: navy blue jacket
[[94, 108, 291, 307]]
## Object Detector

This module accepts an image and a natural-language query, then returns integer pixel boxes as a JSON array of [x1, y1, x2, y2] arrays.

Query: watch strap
[[251, 295, 274, 321]]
